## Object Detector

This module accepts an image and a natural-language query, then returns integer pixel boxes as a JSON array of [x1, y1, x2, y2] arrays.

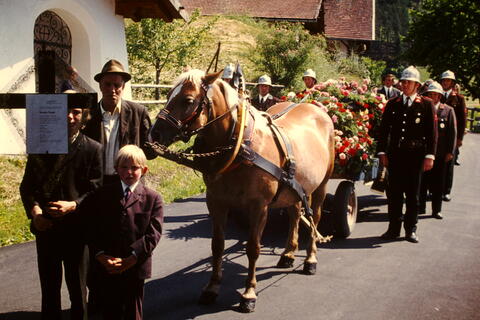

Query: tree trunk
[[155, 60, 160, 100]]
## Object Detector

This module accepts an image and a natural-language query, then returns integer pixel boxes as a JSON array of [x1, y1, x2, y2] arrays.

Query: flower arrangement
[[281, 78, 386, 179]]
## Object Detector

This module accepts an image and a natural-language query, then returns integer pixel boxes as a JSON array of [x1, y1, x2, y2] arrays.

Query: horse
[[149, 69, 335, 312]]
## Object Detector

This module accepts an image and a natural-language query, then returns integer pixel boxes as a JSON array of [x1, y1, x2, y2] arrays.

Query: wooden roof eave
[[115, 0, 189, 22]]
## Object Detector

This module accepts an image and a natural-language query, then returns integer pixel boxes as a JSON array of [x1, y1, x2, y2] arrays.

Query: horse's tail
[[325, 126, 336, 181]]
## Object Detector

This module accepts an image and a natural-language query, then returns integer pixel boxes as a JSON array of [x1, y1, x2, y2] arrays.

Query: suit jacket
[[251, 94, 280, 112], [442, 92, 466, 141], [377, 86, 401, 100], [83, 179, 163, 279], [435, 103, 457, 158], [377, 94, 437, 157], [20, 133, 103, 234], [82, 99, 156, 161]]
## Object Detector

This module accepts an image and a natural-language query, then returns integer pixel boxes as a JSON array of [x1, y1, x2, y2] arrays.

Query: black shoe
[[418, 209, 426, 215], [381, 230, 400, 240], [432, 212, 443, 219], [443, 194, 452, 201], [405, 232, 419, 243], [454, 160, 460, 166]]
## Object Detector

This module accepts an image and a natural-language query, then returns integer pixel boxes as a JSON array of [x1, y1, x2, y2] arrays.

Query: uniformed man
[[419, 81, 456, 219], [377, 73, 401, 99], [302, 69, 317, 92], [440, 70, 467, 201], [251, 75, 280, 111], [377, 66, 437, 243]]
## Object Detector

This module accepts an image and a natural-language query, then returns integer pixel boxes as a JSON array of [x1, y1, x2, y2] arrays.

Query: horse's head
[[149, 69, 234, 147]]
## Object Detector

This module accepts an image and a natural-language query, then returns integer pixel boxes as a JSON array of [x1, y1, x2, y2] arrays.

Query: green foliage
[[361, 57, 387, 87], [404, 0, 480, 99], [248, 22, 326, 90], [376, 0, 413, 43], [125, 10, 217, 99]]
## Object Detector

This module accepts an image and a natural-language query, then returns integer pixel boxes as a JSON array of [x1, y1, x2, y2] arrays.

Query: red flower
[[364, 103, 370, 109], [281, 96, 287, 101], [362, 153, 368, 160], [348, 148, 357, 156], [336, 102, 343, 107]]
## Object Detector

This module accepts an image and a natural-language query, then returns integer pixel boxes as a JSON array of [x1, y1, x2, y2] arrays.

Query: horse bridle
[[157, 81, 238, 142]]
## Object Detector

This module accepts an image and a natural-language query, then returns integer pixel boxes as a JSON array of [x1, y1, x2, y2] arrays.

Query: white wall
[[0, 0, 132, 154]]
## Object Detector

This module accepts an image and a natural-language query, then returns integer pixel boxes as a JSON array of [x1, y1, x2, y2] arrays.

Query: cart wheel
[[333, 180, 357, 238]]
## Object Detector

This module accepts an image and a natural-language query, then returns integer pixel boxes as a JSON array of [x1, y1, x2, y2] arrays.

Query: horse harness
[[155, 80, 313, 217], [235, 104, 313, 216]]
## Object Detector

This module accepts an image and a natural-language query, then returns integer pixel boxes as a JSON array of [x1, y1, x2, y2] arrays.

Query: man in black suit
[[20, 102, 103, 320], [376, 66, 437, 243], [419, 81, 457, 219], [440, 70, 467, 201], [82, 59, 156, 186], [251, 75, 280, 111], [377, 73, 401, 100]]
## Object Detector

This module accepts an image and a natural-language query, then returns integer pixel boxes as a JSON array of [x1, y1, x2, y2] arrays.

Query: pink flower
[[331, 115, 338, 123]]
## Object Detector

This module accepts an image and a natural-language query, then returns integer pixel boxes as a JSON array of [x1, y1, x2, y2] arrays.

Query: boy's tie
[[124, 187, 132, 202]]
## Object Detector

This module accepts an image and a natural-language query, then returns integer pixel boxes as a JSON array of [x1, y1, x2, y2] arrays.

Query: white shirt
[[101, 101, 121, 175], [384, 86, 393, 98], [121, 180, 140, 193], [259, 93, 272, 103], [402, 93, 417, 107], [444, 89, 452, 100]]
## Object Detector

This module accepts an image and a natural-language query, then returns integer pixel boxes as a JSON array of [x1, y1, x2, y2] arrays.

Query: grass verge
[[0, 153, 205, 247]]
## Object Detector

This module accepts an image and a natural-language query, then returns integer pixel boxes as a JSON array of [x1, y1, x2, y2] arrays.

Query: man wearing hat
[[302, 69, 317, 92], [440, 70, 466, 201], [20, 94, 103, 319], [221, 63, 235, 88], [376, 66, 437, 243], [83, 59, 156, 185], [377, 73, 401, 99], [251, 74, 280, 111], [418, 81, 457, 219]]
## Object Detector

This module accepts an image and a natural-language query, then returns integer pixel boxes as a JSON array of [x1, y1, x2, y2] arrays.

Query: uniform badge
[[440, 123, 445, 128], [415, 118, 421, 124]]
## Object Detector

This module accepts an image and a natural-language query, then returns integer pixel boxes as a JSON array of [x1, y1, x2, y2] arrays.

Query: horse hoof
[[239, 297, 256, 313], [198, 291, 218, 305], [303, 262, 317, 275], [277, 256, 294, 268]]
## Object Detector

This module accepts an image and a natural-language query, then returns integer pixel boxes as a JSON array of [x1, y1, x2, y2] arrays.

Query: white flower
[[287, 91, 296, 99], [334, 136, 342, 142], [339, 153, 346, 160], [336, 142, 342, 148]]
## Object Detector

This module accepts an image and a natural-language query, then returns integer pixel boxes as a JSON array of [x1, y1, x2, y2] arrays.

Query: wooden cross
[[0, 50, 97, 154]]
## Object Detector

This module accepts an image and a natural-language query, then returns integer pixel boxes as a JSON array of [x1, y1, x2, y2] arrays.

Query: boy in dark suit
[[83, 145, 163, 320]]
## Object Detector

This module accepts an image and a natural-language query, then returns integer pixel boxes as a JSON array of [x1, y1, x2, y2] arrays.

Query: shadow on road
[[143, 238, 297, 319]]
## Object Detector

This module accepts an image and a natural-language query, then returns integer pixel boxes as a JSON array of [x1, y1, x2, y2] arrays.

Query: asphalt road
[[1, 134, 479, 320]]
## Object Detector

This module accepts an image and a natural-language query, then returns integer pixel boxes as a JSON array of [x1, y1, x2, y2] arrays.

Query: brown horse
[[149, 69, 335, 312]]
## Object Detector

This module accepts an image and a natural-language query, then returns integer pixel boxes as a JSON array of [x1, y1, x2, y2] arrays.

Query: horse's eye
[[185, 97, 195, 105]]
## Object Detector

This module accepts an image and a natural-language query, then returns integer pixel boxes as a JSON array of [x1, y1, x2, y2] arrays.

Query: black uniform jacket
[[251, 94, 280, 112], [377, 94, 437, 157], [435, 103, 457, 158], [442, 92, 466, 141], [20, 133, 103, 234], [82, 99, 156, 160]]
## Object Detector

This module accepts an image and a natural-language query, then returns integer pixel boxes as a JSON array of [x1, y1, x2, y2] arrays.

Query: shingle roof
[[180, 0, 374, 41], [181, 0, 323, 21]]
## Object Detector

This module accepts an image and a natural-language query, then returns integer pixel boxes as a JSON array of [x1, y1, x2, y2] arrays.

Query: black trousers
[[35, 230, 87, 320], [386, 150, 424, 234], [444, 147, 458, 195], [99, 270, 145, 320], [419, 156, 448, 214]]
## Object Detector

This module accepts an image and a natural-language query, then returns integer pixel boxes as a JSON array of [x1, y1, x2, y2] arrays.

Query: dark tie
[[124, 187, 132, 202], [387, 88, 390, 99], [405, 97, 410, 107]]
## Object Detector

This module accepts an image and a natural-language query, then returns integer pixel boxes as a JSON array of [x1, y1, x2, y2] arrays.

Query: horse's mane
[[171, 69, 239, 109]]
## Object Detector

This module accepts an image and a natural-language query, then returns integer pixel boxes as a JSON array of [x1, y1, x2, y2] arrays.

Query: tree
[[404, 0, 480, 99], [125, 10, 216, 99], [248, 22, 326, 90]]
